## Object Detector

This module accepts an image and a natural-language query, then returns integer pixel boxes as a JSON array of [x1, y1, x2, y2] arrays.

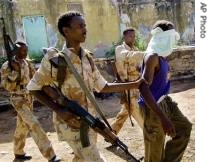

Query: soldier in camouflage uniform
[[111, 28, 144, 134], [1, 41, 60, 162], [27, 11, 141, 162]]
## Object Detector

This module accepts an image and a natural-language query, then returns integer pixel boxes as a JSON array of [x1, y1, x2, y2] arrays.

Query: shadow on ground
[[0, 79, 194, 144]]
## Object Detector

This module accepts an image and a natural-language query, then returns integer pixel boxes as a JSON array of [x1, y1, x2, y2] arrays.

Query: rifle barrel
[[1, 17, 15, 70], [117, 139, 141, 162]]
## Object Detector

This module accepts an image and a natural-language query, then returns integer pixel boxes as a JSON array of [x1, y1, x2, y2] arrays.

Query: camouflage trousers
[[10, 93, 56, 160], [53, 113, 107, 162], [142, 96, 192, 162], [111, 97, 144, 134]]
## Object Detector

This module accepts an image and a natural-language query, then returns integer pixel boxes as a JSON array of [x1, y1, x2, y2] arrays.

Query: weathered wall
[[167, 46, 195, 79], [118, 0, 195, 45], [0, 0, 195, 58], [13, 0, 60, 47], [94, 46, 195, 81], [0, 0, 16, 57], [3, 0, 119, 54]]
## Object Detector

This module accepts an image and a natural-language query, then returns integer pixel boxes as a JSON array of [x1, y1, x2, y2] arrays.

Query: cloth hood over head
[[145, 27, 180, 57]]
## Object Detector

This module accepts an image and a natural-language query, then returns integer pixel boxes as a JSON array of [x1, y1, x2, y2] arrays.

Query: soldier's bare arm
[[100, 79, 141, 93]]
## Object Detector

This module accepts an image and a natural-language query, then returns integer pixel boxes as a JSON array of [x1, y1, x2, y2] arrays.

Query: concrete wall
[[118, 0, 195, 45], [167, 46, 195, 79], [94, 46, 195, 81], [0, 0, 16, 57], [0, 0, 195, 58], [0, 0, 120, 56]]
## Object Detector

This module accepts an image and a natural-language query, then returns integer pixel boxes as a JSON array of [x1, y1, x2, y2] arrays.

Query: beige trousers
[[111, 97, 144, 134], [53, 112, 107, 162], [11, 94, 55, 160]]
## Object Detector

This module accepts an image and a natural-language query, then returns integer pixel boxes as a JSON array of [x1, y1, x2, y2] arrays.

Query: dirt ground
[[0, 80, 195, 162]]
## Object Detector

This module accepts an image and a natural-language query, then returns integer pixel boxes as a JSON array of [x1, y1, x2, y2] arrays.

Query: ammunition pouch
[[80, 120, 90, 148]]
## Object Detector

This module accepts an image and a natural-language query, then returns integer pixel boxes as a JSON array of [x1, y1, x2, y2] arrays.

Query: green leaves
[[105, 31, 146, 58], [0, 57, 7, 68]]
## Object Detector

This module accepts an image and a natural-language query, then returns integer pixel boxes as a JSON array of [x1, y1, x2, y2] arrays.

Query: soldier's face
[[17, 45, 27, 59], [64, 16, 87, 43], [124, 31, 135, 47]]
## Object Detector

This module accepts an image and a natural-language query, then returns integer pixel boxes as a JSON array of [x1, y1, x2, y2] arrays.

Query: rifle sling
[[60, 52, 113, 131], [127, 89, 134, 127], [57, 56, 67, 90], [112, 59, 134, 127]]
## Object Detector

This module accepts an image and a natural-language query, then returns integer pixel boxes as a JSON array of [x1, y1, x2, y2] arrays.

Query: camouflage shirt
[[115, 42, 144, 82], [115, 42, 144, 98], [27, 45, 107, 122], [1, 58, 35, 95]]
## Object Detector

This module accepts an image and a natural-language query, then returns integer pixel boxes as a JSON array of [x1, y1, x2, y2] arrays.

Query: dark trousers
[[142, 96, 192, 162]]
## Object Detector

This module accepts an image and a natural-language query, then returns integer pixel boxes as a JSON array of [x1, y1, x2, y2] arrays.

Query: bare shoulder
[[144, 53, 159, 65]]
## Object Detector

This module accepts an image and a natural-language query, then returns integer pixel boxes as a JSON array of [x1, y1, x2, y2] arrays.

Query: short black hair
[[123, 27, 135, 36], [152, 20, 175, 31], [57, 11, 82, 36]]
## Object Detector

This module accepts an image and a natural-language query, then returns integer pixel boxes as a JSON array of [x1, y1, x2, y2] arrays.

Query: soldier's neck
[[126, 43, 134, 49], [14, 56, 24, 62], [66, 41, 81, 56]]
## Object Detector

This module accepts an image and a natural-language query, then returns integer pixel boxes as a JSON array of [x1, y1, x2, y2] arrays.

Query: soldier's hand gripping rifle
[[0, 17, 19, 70], [55, 95, 143, 162]]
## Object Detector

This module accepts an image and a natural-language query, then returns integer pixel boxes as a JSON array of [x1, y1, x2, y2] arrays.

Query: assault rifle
[[56, 96, 143, 162], [0, 17, 19, 70]]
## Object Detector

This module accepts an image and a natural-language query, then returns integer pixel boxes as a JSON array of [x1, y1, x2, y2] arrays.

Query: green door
[[22, 16, 48, 61]]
